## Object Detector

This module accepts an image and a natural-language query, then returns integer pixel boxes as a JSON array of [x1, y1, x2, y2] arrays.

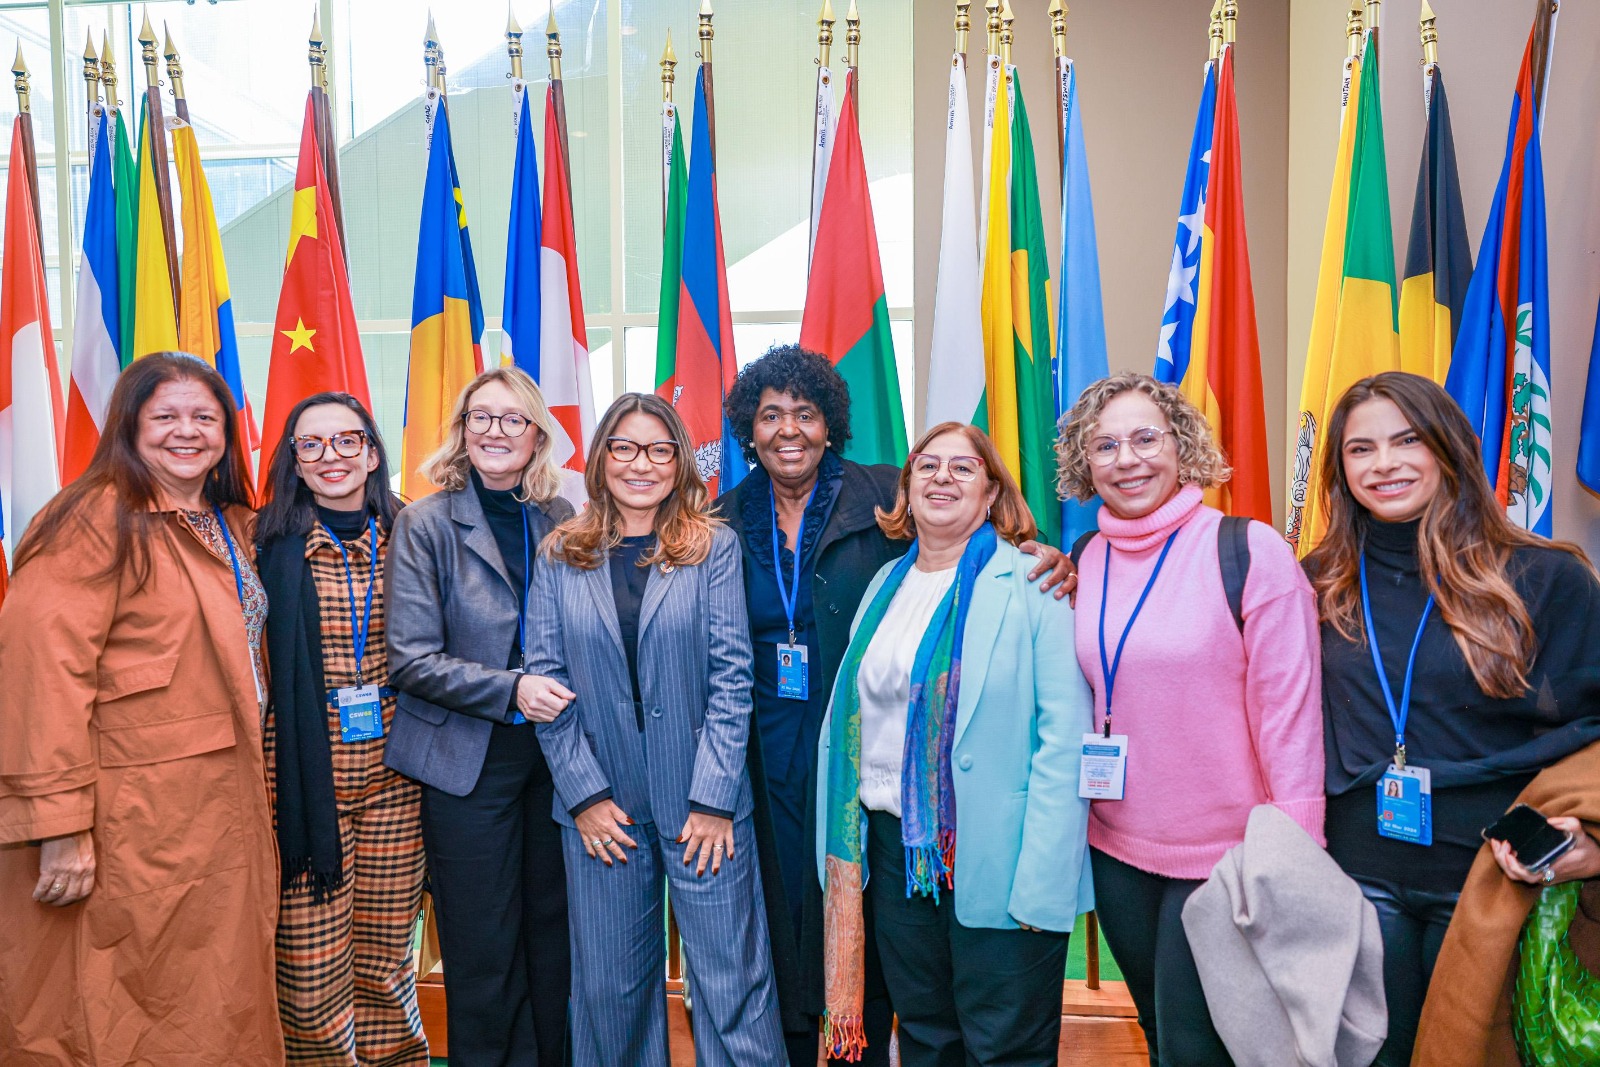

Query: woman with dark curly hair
[[719, 344, 1074, 1066]]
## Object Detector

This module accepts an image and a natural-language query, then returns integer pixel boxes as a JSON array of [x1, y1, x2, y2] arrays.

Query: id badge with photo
[[1078, 733, 1128, 800], [776, 643, 809, 701], [336, 685, 384, 743], [1377, 763, 1432, 846]]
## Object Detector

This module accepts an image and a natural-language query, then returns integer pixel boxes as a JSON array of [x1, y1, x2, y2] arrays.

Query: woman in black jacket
[[1305, 372, 1600, 1067], [256, 392, 427, 1064], [719, 345, 1075, 1065]]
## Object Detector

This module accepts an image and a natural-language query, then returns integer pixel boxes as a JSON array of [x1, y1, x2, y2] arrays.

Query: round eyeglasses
[[1086, 427, 1172, 466], [464, 409, 532, 437], [908, 453, 984, 482], [292, 429, 369, 464], [606, 437, 678, 465]]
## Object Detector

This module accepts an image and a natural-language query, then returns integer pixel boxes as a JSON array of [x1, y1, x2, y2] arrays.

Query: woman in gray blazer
[[384, 367, 576, 1067], [528, 393, 785, 1067]]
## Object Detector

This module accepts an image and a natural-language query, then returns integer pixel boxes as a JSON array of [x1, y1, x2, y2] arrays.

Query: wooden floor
[[419, 975, 1148, 1065]]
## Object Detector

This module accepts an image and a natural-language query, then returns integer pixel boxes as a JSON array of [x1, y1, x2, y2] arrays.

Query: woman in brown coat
[[0, 353, 283, 1065]]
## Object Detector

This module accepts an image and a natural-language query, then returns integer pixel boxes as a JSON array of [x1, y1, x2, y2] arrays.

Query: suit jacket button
[[958, 754, 973, 771], [651, 707, 663, 718], [829, 603, 839, 614]]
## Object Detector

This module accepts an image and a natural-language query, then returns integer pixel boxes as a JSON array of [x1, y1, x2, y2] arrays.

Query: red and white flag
[[538, 88, 595, 481], [0, 117, 65, 550]]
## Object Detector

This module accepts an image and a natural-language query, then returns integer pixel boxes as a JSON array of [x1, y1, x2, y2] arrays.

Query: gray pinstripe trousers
[[562, 816, 786, 1066]]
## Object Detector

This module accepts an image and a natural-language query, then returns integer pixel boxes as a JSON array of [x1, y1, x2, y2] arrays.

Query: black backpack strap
[[1069, 529, 1098, 569], [1217, 516, 1252, 634]]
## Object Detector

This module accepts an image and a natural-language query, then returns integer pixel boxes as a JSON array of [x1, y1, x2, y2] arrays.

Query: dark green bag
[[1513, 881, 1600, 1066]]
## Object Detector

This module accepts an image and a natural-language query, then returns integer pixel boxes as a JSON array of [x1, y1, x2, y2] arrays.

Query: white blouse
[[856, 564, 957, 816]]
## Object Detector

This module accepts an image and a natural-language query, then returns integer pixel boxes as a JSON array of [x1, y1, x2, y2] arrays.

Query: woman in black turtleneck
[[1304, 372, 1600, 1067], [383, 368, 577, 1067], [255, 393, 428, 1062]]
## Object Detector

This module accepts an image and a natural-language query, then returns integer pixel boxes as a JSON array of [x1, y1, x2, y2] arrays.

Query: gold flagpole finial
[[1223, 0, 1238, 44], [12, 43, 29, 114], [818, 0, 835, 68], [697, 0, 713, 65], [1208, 0, 1225, 60], [507, 6, 524, 81], [999, 0, 1014, 67], [1365, 0, 1381, 33], [845, 0, 860, 69], [162, 24, 185, 102], [1419, 0, 1438, 67], [546, 10, 563, 81], [954, 2, 972, 57], [1049, 0, 1067, 60], [138, 8, 158, 88], [83, 30, 100, 102], [100, 29, 119, 107], [985, 0, 1001, 57], [1346, 1, 1365, 55], [661, 30, 676, 103], [310, 9, 329, 89]]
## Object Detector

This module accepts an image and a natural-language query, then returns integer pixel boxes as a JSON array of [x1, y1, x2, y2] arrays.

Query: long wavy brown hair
[[544, 393, 720, 570], [877, 421, 1038, 546], [1304, 372, 1591, 699], [15, 353, 254, 590]]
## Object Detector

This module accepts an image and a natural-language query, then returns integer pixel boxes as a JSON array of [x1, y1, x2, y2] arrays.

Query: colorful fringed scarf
[[821, 523, 997, 1060]]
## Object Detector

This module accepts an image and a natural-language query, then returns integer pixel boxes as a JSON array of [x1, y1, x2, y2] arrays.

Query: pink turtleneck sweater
[[1074, 485, 1325, 880]]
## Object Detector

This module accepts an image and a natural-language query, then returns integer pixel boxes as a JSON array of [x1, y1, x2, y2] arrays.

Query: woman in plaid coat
[[256, 393, 428, 1066]]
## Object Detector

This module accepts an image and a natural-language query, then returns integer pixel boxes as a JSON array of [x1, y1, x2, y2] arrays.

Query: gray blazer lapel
[[450, 488, 514, 594], [584, 561, 626, 656], [638, 560, 678, 640]]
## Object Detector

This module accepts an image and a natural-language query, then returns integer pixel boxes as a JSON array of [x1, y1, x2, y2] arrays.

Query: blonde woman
[[1056, 372, 1324, 1066], [528, 393, 785, 1066], [384, 367, 576, 1067]]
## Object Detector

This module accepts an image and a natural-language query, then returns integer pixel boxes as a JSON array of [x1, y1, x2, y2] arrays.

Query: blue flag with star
[[1155, 66, 1216, 384]]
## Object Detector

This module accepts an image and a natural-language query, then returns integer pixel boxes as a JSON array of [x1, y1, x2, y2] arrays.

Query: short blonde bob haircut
[[545, 392, 721, 570], [1055, 372, 1231, 502], [876, 421, 1038, 546], [418, 367, 564, 503]]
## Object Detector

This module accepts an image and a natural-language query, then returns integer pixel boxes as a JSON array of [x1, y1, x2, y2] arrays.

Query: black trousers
[[868, 812, 1068, 1067], [1089, 848, 1232, 1067], [1352, 875, 1460, 1067], [422, 722, 570, 1067]]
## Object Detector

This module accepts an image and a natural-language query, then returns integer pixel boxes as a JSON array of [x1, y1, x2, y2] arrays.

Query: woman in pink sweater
[[1055, 373, 1325, 1066]]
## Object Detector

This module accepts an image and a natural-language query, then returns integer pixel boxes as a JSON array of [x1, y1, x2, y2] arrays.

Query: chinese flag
[[258, 95, 370, 499]]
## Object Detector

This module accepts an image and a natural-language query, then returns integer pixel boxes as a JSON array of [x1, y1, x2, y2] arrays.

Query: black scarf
[[258, 531, 341, 900]]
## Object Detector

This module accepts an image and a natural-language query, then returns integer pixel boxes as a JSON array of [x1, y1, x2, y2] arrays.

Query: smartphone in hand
[[1481, 803, 1575, 874]]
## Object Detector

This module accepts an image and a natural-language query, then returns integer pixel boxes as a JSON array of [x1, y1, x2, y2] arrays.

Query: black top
[[735, 450, 844, 782], [1319, 517, 1600, 893], [315, 503, 368, 542], [609, 534, 656, 720], [471, 469, 532, 672]]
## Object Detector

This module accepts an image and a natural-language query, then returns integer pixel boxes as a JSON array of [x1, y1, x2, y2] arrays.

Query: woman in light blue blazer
[[528, 393, 785, 1067], [815, 422, 1094, 1067]]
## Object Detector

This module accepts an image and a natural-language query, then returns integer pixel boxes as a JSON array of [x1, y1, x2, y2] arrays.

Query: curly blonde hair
[[1055, 372, 1231, 502]]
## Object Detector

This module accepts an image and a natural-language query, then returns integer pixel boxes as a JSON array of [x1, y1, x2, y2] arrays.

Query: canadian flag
[[0, 116, 65, 553]]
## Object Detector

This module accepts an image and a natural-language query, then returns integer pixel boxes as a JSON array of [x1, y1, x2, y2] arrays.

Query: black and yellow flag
[[1398, 66, 1471, 383]]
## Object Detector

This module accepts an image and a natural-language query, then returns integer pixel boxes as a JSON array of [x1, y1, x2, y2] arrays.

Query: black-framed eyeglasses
[[606, 437, 678, 464], [908, 453, 984, 482], [1086, 427, 1172, 467], [464, 409, 532, 437], [292, 429, 369, 464]]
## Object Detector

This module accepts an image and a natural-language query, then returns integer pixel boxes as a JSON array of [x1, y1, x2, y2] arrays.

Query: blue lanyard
[[321, 516, 379, 682], [515, 509, 532, 668], [770, 483, 818, 645], [1359, 553, 1435, 768], [1097, 531, 1179, 737], [211, 505, 246, 607]]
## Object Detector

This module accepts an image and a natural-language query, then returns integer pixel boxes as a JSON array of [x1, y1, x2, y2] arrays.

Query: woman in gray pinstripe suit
[[528, 393, 785, 1067]]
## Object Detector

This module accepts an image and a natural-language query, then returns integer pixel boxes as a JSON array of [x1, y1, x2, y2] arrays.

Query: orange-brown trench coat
[[0, 495, 284, 1066]]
